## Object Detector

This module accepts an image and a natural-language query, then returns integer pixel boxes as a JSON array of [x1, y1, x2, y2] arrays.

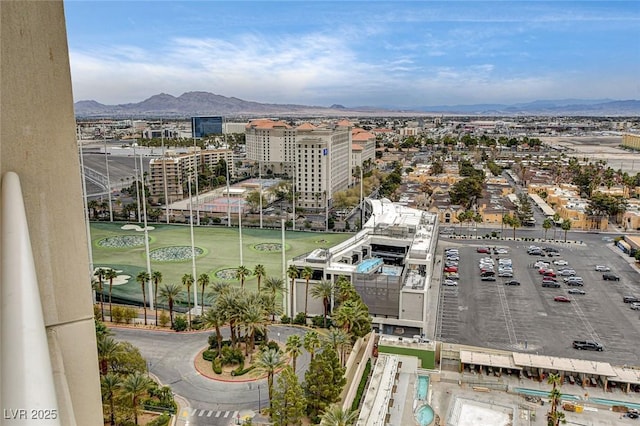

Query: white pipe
[[188, 175, 198, 314], [103, 123, 113, 222], [1, 172, 61, 425], [281, 219, 287, 316], [140, 155, 154, 312], [239, 203, 243, 266]]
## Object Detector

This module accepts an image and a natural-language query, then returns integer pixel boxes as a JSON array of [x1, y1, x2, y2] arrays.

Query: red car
[[444, 266, 458, 273], [476, 247, 490, 253], [554, 296, 571, 303]]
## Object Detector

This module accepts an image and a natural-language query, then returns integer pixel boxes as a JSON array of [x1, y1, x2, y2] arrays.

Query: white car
[[443, 279, 458, 286], [595, 265, 611, 272], [534, 261, 550, 269], [553, 260, 569, 266], [559, 269, 576, 276], [630, 302, 640, 311], [568, 288, 586, 295], [498, 271, 513, 277], [495, 248, 509, 254]]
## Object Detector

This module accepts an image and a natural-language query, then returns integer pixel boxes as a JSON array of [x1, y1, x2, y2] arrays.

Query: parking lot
[[435, 237, 640, 366]]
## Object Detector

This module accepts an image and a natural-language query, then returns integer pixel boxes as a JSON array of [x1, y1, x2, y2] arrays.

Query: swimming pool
[[417, 375, 430, 400], [588, 397, 640, 410], [514, 388, 581, 401], [356, 257, 383, 273], [415, 404, 434, 426]]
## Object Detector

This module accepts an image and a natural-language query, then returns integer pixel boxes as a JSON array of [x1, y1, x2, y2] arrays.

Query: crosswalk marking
[[189, 409, 239, 420], [198, 410, 206, 416], [215, 411, 221, 418], [207, 410, 213, 417]]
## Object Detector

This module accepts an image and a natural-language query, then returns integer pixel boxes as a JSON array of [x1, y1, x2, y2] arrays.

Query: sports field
[[90, 222, 352, 304]]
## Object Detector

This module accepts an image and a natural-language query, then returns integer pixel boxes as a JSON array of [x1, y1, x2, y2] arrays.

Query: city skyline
[[64, 1, 640, 108]]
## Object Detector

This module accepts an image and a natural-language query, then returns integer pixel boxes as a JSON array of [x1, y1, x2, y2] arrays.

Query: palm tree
[[561, 219, 572, 242], [310, 280, 334, 328], [324, 327, 350, 366], [95, 268, 106, 320], [303, 330, 321, 362], [242, 301, 266, 357], [122, 371, 152, 425], [159, 283, 182, 328], [104, 269, 117, 322], [135, 271, 150, 325], [181, 273, 194, 328], [253, 264, 266, 292], [301, 266, 314, 319], [202, 305, 226, 353], [197, 273, 210, 313], [236, 265, 251, 289], [332, 300, 368, 337], [552, 213, 561, 240], [543, 217, 553, 240], [546, 373, 565, 426], [263, 276, 285, 320], [254, 348, 285, 411], [152, 270, 163, 326], [217, 288, 242, 347], [285, 334, 303, 372], [320, 404, 358, 426], [287, 265, 299, 317], [97, 335, 121, 375], [100, 373, 122, 426]]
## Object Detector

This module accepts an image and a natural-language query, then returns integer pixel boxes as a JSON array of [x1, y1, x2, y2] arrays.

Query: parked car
[[494, 248, 509, 254], [559, 269, 576, 276], [543, 247, 560, 253], [595, 265, 611, 272], [572, 340, 603, 351], [504, 280, 521, 286], [542, 281, 561, 288], [564, 276, 583, 283], [542, 277, 559, 282], [443, 279, 458, 286], [603, 273, 620, 281], [566, 281, 584, 287], [543, 271, 557, 278], [553, 260, 569, 266], [444, 266, 458, 273], [444, 272, 460, 280], [481, 276, 496, 281], [534, 261, 550, 269], [630, 302, 640, 311], [623, 296, 640, 303], [476, 247, 490, 253], [446, 255, 460, 261], [445, 261, 458, 267], [554, 296, 571, 303], [480, 270, 495, 277], [498, 270, 513, 277], [568, 288, 586, 295]]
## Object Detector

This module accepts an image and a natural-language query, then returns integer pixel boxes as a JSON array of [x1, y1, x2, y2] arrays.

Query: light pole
[[258, 384, 261, 413], [103, 122, 113, 222]]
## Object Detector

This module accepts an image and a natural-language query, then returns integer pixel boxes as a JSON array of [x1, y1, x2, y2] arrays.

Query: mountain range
[[74, 91, 640, 118]]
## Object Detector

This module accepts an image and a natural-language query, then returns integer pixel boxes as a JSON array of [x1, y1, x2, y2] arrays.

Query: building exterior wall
[[1, 1, 102, 423], [622, 133, 640, 150]]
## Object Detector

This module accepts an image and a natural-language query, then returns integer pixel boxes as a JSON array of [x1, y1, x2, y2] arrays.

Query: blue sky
[[64, 1, 640, 108]]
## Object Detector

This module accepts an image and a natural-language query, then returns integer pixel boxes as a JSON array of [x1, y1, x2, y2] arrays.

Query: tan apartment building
[[622, 133, 640, 150]]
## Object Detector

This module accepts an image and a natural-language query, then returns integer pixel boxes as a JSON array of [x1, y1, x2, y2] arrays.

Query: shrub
[[158, 311, 170, 327], [208, 333, 219, 349], [124, 308, 137, 324], [146, 413, 172, 426], [111, 306, 125, 323], [231, 365, 255, 376], [212, 358, 222, 374], [280, 315, 291, 324], [293, 312, 306, 325], [266, 341, 280, 353], [221, 346, 244, 366], [93, 304, 101, 320], [311, 315, 325, 328], [202, 350, 218, 362], [173, 315, 188, 332], [351, 359, 372, 411], [191, 315, 204, 330]]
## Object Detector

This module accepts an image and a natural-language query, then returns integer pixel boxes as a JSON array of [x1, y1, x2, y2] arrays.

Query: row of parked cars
[[443, 248, 460, 286]]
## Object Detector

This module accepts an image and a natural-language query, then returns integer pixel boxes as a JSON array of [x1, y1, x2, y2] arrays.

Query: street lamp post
[[258, 384, 261, 413]]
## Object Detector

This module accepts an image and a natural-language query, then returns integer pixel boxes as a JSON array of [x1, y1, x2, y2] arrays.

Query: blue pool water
[[356, 257, 383, 273], [588, 398, 640, 410], [415, 404, 434, 426], [417, 375, 430, 400], [514, 388, 581, 401]]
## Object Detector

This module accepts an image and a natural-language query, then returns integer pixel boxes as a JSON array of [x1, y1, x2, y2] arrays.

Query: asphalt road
[[436, 231, 640, 366], [112, 324, 310, 426]]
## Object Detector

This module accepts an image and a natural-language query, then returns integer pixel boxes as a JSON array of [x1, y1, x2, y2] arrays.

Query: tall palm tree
[[263, 276, 285, 296], [181, 273, 194, 328], [159, 283, 182, 328], [217, 288, 242, 347], [552, 213, 561, 240], [543, 217, 553, 240], [152, 270, 163, 326], [254, 348, 285, 411], [135, 271, 150, 325], [546, 373, 564, 426], [197, 273, 210, 312], [303, 330, 321, 362], [104, 269, 117, 322], [561, 219, 572, 242], [287, 265, 299, 317], [202, 306, 226, 353], [235, 265, 251, 289], [333, 300, 369, 337], [253, 264, 266, 292], [320, 404, 358, 426], [301, 266, 314, 319], [95, 268, 106, 320], [310, 280, 334, 328], [100, 373, 122, 426], [122, 371, 152, 425], [285, 334, 303, 372]]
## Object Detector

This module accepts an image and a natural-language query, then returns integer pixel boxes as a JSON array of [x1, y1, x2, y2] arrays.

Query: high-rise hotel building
[[245, 119, 353, 210]]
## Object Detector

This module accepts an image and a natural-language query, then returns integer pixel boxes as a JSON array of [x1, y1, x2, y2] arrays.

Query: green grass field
[[91, 222, 352, 303]]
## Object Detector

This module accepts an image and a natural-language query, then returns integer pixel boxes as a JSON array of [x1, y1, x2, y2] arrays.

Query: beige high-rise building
[[1, 1, 102, 424]]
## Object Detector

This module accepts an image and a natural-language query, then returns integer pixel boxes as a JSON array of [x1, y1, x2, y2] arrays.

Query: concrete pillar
[[1, 2, 103, 424]]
